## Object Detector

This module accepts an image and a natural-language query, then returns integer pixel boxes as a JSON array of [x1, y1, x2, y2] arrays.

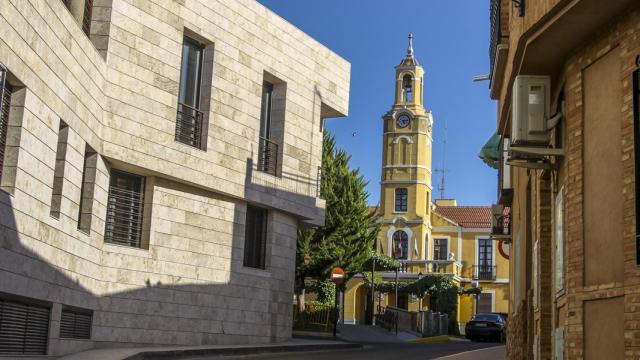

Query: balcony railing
[[473, 265, 497, 281], [104, 186, 144, 248], [175, 102, 204, 149], [492, 206, 511, 236], [258, 136, 279, 176], [397, 260, 462, 277]]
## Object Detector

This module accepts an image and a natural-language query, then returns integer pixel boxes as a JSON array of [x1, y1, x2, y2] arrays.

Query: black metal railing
[[489, 0, 501, 80], [258, 136, 279, 176], [104, 185, 144, 248], [473, 265, 497, 281], [492, 206, 511, 235], [375, 306, 398, 335], [0, 66, 11, 183], [316, 166, 322, 198], [175, 102, 204, 149]]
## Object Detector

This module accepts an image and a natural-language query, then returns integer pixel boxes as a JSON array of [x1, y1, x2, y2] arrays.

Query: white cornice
[[432, 226, 491, 233]]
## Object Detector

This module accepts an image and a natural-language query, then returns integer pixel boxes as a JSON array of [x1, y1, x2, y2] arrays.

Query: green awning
[[478, 132, 501, 169]]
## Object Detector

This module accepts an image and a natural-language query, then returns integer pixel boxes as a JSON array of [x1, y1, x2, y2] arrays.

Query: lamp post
[[417, 272, 424, 311], [472, 280, 479, 315], [370, 255, 376, 325]]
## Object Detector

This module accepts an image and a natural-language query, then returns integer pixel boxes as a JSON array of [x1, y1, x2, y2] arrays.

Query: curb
[[408, 335, 450, 344], [123, 342, 363, 360]]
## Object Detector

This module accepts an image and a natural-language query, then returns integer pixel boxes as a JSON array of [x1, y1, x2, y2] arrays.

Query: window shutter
[[0, 299, 50, 355], [60, 309, 92, 339]]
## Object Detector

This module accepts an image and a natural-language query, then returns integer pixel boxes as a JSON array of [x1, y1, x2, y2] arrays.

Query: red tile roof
[[435, 206, 492, 228]]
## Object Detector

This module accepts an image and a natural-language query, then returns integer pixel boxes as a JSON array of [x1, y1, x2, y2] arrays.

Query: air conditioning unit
[[512, 75, 550, 145]]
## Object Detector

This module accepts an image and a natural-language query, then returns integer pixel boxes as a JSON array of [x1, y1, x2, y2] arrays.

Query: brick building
[[0, 0, 350, 357], [487, 0, 640, 358]]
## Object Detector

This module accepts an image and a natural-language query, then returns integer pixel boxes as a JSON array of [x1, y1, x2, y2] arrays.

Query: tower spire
[[407, 33, 414, 56]]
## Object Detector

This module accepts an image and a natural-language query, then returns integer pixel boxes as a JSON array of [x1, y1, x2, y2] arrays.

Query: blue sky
[[257, 0, 498, 206]]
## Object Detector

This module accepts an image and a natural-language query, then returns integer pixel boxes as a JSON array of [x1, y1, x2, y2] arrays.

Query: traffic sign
[[330, 267, 346, 285], [498, 240, 510, 260]]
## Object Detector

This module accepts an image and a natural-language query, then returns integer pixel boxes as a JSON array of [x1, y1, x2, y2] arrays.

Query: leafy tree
[[294, 131, 380, 314]]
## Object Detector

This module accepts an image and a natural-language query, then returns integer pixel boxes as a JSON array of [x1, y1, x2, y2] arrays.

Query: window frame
[[104, 169, 146, 249], [0, 65, 12, 185], [392, 230, 409, 260], [243, 205, 269, 270], [394, 188, 408, 213], [175, 36, 206, 149]]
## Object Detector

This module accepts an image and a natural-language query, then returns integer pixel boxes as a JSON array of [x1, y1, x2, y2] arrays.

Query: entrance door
[[477, 293, 493, 313]]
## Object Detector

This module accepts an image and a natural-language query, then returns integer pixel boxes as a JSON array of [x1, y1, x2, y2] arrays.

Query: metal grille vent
[[60, 309, 91, 339], [0, 299, 50, 355]]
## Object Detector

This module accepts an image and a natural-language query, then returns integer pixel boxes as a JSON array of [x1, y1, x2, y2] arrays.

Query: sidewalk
[[57, 338, 361, 360]]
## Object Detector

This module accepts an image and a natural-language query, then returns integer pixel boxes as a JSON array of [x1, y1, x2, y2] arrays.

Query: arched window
[[402, 74, 413, 102], [392, 230, 409, 260]]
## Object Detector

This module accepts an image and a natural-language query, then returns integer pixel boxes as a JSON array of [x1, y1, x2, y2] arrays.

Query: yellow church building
[[343, 35, 509, 333]]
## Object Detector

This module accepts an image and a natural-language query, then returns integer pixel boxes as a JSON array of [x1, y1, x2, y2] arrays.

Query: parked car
[[465, 313, 506, 342]]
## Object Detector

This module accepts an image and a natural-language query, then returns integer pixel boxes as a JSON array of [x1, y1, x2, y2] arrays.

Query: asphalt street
[[184, 342, 505, 360]]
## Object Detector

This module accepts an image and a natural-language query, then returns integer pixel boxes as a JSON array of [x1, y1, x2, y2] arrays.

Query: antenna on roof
[[434, 118, 449, 199]]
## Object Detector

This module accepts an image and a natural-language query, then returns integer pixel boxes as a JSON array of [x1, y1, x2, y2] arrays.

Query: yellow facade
[[343, 36, 509, 332]]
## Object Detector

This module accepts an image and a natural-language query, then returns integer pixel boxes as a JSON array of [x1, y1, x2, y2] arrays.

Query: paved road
[[186, 342, 505, 360]]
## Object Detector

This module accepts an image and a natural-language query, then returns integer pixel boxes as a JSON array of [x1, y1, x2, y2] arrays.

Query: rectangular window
[[81, 0, 93, 36], [634, 69, 640, 265], [257, 73, 286, 176], [77, 145, 97, 233], [433, 238, 447, 260], [258, 81, 278, 175], [176, 36, 205, 149], [50, 121, 69, 219], [243, 205, 268, 269], [0, 297, 50, 355], [104, 170, 145, 248], [395, 188, 408, 212], [60, 308, 92, 339], [0, 65, 12, 184], [476, 239, 495, 280], [554, 188, 564, 293]]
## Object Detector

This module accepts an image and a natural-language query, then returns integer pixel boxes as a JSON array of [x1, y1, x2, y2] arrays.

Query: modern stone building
[[0, 0, 350, 357], [487, 0, 639, 358]]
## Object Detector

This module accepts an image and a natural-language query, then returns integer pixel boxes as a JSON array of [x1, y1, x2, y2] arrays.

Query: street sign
[[330, 267, 345, 285], [498, 240, 510, 260]]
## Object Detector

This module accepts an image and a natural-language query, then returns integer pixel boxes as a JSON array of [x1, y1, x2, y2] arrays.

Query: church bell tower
[[378, 34, 434, 263]]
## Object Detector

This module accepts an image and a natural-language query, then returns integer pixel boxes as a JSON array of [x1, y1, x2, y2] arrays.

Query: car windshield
[[473, 314, 501, 322]]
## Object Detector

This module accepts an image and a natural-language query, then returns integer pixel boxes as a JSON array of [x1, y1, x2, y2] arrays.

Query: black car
[[465, 313, 506, 342]]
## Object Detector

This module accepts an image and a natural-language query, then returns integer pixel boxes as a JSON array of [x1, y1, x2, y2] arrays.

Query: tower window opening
[[403, 74, 413, 102], [392, 230, 409, 260]]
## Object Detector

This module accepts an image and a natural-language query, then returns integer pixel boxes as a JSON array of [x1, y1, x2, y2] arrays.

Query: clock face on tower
[[396, 114, 411, 128]]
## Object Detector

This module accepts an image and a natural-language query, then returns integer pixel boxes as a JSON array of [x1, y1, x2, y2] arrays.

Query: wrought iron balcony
[[492, 205, 511, 236], [258, 136, 279, 176], [175, 102, 204, 149], [473, 265, 497, 281]]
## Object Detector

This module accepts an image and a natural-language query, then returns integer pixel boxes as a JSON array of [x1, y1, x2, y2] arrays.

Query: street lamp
[[472, 280, 479, 315], [417, 272, 424, 311]]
